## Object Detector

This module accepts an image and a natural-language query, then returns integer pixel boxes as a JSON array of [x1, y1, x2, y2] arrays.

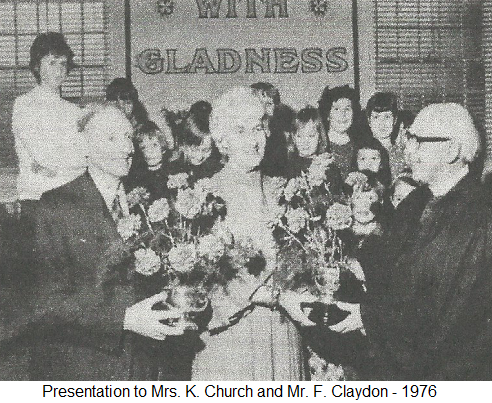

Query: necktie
[[112, 192, 124, 222], [111, 183, 129, 223]]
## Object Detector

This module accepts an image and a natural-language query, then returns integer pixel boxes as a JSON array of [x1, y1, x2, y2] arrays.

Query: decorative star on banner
[[157, 0, 175, 17], [309, 0, 329, 17]]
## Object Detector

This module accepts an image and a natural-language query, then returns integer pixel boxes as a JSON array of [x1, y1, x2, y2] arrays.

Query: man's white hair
[[410, 103, 481, 164], [84, 104, 133, 143], [209, 86, 264, 156]]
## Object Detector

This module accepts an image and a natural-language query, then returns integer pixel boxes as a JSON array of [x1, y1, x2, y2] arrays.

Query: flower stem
[[139, 203, 154, 234]]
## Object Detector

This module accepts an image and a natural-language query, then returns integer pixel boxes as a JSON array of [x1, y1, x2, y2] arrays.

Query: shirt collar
[[88, 166, 122, 211]]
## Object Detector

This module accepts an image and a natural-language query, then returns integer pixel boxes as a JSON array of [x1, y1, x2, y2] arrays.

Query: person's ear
[[444, 139, 461, 164]]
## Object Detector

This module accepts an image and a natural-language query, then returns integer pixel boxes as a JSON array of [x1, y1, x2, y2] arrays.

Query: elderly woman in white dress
[[191, 87, 305, 381]]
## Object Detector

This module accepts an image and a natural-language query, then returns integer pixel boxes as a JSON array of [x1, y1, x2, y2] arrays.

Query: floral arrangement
[[271, 157, 370, 381], [115, 180, 267, 303], [272, 154, 358, 302]]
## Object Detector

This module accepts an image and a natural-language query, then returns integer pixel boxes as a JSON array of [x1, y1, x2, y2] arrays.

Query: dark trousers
[[14, 200, 38, 289], [0, 200, 37, 380]]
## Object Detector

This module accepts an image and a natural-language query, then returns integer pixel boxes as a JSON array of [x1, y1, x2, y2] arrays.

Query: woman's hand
[[279, 290, 317, 326]]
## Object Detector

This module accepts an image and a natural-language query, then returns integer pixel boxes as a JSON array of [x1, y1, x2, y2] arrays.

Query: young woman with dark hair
[[318, 85, 367, 180], [365, 92, 408, 179]]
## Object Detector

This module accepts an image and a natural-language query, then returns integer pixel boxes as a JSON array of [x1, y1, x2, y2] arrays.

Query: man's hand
[[329, 301, 365, 334], [347, 257, 366, 282], [279, 290, 317, 327], [124, 292, 186, 340]]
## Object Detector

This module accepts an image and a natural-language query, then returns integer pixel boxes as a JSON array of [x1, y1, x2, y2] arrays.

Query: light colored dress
[[191, 171, 305, 380]]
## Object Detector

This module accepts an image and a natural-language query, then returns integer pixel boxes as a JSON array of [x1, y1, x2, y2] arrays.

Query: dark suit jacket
[[26, 172, 135, 380], [361, 175, 492, 380]]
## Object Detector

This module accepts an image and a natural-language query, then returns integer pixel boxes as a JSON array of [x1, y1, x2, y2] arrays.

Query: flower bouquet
[[271, 157, 368, 379], [115, 179, 267, 332], [273, 156, 364, 307]]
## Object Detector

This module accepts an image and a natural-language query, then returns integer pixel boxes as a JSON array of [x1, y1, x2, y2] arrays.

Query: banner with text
[[131, 0, 355, 119]]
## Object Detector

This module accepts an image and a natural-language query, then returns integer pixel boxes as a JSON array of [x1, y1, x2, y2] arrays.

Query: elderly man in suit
[[2, 105, 184, 380], [282, 103, 492, 380], [328, 103, 492, 380]]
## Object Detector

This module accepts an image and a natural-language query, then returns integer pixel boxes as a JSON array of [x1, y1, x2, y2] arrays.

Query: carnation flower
[[117, 214, 142, 240], [264, 176, 287, 202], [134, 248, 161, 276], [167, 172, 189, 189], [324, 363, 345, 381], [127, 187, 150, 208], [325, 203, 353, 230], [284, 178, 301, 201], [213, 222, 234, 245], [345, 171, 368, 190], [285, 208, 309, 233], [174, 188, 204, 219], [307, 163, 328, 187], [307, 153, 334, 187], [266, 203, 287, 228], [194, 187, 210, 205], [197, 234, 225, 261], [147, 198, 170, 222], [167, 243, 196, 273], [308, 351, 345, 381], [313, 152, 334, 166]]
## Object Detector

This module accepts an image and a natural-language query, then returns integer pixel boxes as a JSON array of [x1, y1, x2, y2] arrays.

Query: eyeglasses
[[405, 131, 451, 145]]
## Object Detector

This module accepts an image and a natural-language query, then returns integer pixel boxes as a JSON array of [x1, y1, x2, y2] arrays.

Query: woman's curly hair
[[210, 87, 264, 156]]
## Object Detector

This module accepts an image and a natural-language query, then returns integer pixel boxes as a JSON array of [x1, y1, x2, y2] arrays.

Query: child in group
[[106, 77, 148, 131], [171, 100, 223, 183], [125, 120, 170, 200], [365, 92, 407, 179], [390, 175, 419, 210], [350, 171, 387, 238], [290, 106, 342, 193], [352, 136, 392, 189], [251, 82, 293, 178], [292, 107, 325, 160]]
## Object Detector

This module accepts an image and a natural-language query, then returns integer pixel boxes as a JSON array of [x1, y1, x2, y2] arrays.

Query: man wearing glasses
[[327, 103, 492, 380]]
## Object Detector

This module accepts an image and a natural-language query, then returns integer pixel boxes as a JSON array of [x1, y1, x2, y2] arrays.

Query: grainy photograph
[[0, 0, 491, 382]]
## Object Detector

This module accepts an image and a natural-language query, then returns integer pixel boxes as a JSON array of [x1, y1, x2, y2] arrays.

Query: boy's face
[[140, 134, 163, 167], [357, 148, 381, 173], [258, 91, 275, 117], [391, 181, 415, 208], [294, 121, 319, 158], [39, 54, 68, 88], [183, 135, 213, 166], [369, 110, 395, 141]]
